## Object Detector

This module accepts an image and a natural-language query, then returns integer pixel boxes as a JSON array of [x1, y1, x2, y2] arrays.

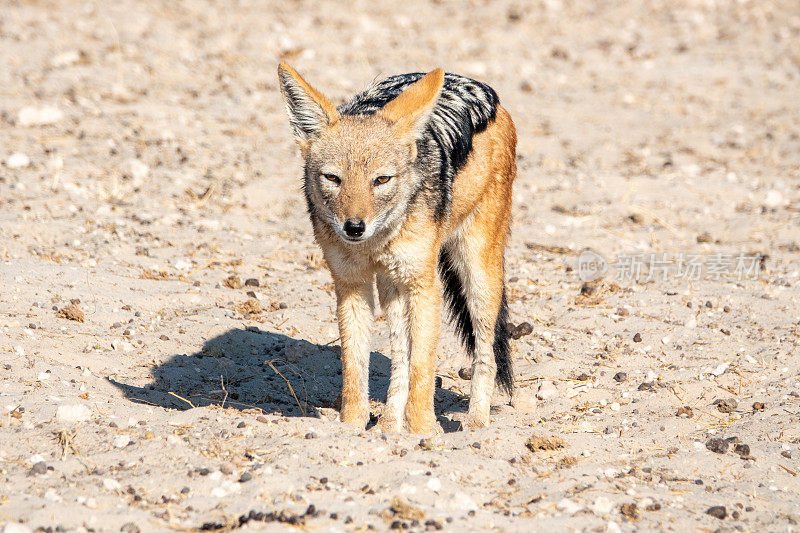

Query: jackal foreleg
[[376, 271, 410, 432], [334, 278, 374, 428], [404, 270, 442, 435]]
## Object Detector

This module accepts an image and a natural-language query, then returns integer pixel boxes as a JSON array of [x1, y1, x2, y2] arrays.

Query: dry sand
[[1, 0, 799, 531]]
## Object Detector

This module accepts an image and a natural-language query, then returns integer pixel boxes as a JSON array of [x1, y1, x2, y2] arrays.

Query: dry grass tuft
[[57, 303, 84, 322], [526, 433, 567, 452]]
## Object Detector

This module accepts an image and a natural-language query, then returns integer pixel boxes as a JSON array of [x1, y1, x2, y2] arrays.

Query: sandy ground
[[2, 0, 800, 531]]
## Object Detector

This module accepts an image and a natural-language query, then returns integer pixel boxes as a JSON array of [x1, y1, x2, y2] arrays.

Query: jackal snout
[[342, 218, 365, 238]]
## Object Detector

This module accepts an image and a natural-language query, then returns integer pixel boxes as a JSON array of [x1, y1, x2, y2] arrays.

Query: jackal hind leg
[[446, 229, 507, 430]]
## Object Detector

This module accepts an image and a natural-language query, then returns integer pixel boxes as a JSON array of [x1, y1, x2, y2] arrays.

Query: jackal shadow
[[109, 327, 467, 431]]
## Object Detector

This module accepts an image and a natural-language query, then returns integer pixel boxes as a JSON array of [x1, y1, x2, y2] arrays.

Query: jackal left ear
[[277, 63, 340, 149], [379, 68, 444, 140]]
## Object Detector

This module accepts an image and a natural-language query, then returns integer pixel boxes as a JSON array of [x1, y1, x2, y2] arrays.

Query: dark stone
[[706, 438, 729, 454]]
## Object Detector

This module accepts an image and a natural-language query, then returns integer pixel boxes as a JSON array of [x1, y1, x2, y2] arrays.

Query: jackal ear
[[277, 63, 340, 149], [379, 68, 444, 140]]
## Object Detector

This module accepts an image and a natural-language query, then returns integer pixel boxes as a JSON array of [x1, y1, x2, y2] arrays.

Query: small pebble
[[29, 461, 48, 476], [613, 372, 627, 382], [511, 322, 533, 339], [714, 398, 737, 413], [752, 402, 765, 410], [244, 278, 260, 287], [223, 275, 243, 289], [536, 380, 558, 400], [733, 444, 750, 457], [633, 333, 642, 343], [706, 506, 726, 519], [706, 438, 729, 454], [239, 471, 253, 483], [696, 232, 712, 243], [616, 307, 629, 316]]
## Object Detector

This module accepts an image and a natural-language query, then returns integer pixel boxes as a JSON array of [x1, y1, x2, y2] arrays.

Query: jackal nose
[[343, 218, 365, 238]]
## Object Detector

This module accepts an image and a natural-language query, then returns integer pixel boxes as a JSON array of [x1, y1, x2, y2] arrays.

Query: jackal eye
[[374, 175, 392, 185], [321, 173, 340, 185]]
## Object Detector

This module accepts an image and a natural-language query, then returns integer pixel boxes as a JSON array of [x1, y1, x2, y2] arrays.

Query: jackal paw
[[339, 405, 369, 429], [373, 414, 403, 433], [406, 414, 441, 436], [465, 411, 491, 430]]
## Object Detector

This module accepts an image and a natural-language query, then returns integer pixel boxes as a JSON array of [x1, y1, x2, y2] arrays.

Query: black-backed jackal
[[278, 64, 516, 434]]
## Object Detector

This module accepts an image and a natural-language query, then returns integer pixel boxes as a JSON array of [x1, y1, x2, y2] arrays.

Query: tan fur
[[278, 62, 339, 124], [278, 65, 517, 434], [379, 69, 444, 140]]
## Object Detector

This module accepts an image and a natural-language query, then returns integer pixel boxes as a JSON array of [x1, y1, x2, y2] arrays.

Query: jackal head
[[278, 63, 444, 244]]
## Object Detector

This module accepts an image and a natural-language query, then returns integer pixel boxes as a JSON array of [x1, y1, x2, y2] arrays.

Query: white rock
[[44, 489, 62, 502], [173, 258, 192, 270], [610, 402, 620, 412], [17, 105, 64, 127], [2, 523, 33, 533], [103, 478, 122, 491], [5, 152, 30, 169], [56, 404, 92, 423], [591, 496, 614, 514], [536, 380, 558, 400], [452, 492, 477, 511], [123, 158, 149, 183], [686, 316, 697, 328], [400, 483, 416, 495], [47, 156, 64, 171], [51, 50, 81, 68], [211, 486, 227, 498], [113, 435, 131, 448], [557, 498, 582, 514], [764, 190, 785, 208], [29, 454, 45, 464], [427, 477, 442, 491], [607, 521, 622, 533], [712, 362, 730, 376]]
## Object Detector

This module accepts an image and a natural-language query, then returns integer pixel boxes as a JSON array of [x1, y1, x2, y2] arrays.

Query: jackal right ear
[[379, 68, 444, 141], [277, 63, 339, 150]]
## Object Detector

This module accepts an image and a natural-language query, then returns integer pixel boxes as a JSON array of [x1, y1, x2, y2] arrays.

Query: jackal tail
[[438, 249, 513, 395]]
